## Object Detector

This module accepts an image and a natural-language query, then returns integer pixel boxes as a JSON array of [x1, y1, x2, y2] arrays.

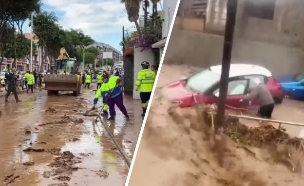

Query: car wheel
[[273, 96, 283, 104]]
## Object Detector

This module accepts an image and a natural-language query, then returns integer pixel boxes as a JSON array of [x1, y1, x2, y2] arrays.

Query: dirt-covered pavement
[[128, 65, 304, 186], [0, 86, 142, 186]]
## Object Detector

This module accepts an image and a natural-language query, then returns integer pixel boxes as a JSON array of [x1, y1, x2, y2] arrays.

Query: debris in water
[[95, 170, 109, 178], [46, 107, 57, 113], [48, 151, 81, 179], [54, 175, 71, 182], [47, 148, 61, 155], [43, 171, 52, 178], [23, 147, 45, 152], [24, 126, 31, 134], [48, 182, 69, 186], [80, 153, 93, 157], [23, 161, 35, 166], [4, 173, 20, 184], [74, 118, 84, 123], [69, 138, 80, 142]]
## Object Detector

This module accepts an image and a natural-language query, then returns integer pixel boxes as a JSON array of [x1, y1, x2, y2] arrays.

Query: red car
[[167, 64, 284, 108]]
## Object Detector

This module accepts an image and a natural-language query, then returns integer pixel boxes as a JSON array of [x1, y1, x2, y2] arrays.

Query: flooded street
[[0, 87, 142, 186], [128, 64, 304, 186]]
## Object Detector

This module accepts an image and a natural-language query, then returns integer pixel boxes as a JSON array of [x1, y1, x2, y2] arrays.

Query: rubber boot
[[107, 116, 115, 120], [141, 108, 146, 117]]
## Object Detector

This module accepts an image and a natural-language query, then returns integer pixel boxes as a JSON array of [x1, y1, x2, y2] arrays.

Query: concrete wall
[[164, 23, 304, 77], [133, 48, 154, 99]]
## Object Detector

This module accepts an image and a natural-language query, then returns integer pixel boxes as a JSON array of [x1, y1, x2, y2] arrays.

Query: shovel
[[83, 105, 103, 116]]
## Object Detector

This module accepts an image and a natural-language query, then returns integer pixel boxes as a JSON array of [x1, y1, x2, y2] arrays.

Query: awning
[[152, 38, 166, 49]]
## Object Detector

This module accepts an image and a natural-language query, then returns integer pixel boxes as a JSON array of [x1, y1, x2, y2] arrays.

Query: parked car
[[167, 64, 284, 108], [280, 79, 304, 101], [277, 72, 304, 83]]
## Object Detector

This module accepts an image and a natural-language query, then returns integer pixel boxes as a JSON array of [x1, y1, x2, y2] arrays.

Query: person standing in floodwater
[[5, 69, 21, 103], [27, 72, 35, 93], [106, 74, 129, 120], [240, 78, 275, 118]]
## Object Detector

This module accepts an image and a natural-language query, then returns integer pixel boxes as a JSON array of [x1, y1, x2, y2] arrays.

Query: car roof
[[210, 64, 272, 77]]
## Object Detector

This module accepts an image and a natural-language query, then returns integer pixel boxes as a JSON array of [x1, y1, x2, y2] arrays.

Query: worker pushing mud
[[92, 72, 110, 116], [240, 78, 275, 118], [92, 71, 129, 120]]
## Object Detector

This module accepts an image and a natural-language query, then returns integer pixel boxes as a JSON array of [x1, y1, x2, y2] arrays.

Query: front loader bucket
[[44, 74, 82, 96]]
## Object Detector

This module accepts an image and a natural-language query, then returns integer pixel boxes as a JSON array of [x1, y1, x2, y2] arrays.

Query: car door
[[244, 75, 266, 106], [213, 78, 250, 108]]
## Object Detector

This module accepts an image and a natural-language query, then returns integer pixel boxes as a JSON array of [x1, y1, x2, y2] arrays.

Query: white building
[[152, 0, 178, 59], [89, 42, 123, 63]]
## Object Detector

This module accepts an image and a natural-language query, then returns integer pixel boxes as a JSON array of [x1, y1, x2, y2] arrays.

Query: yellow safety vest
[[85, 74, 91, 83], [108, 76, 119, 89], [27, 74, 35, 85], [96, 74, 103, 83], [136, 68, 155, 92]]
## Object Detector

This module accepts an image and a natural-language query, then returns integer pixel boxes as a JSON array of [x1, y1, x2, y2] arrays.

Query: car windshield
[[185, 69, 221, 92]]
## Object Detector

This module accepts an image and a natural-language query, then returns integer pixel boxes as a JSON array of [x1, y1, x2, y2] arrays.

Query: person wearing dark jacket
[[5, 70, 21, 103], [240, 78, 274, 118]]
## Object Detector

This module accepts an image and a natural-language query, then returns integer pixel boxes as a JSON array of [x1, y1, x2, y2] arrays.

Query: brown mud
[[128, 65, 304, 186], [0, 89, 142, 186]]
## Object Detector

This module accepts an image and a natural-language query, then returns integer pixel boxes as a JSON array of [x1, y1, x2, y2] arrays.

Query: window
[[244, 75, 265, 89], [214, 79, 248, 96], [186, 69, 221, 93], [245, 0, 276, 20]]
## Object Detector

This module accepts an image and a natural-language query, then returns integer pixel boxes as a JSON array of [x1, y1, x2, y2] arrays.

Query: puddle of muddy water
[[0, 89, 141, 186]]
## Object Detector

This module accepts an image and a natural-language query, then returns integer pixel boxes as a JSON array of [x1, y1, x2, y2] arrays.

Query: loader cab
[[55, 58, 77, 74]]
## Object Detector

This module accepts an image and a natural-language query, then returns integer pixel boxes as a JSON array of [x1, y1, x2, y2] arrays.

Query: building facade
[[1, 33, 50, 72], [165, 0, 304, 77], [90, 42, 123, 63]]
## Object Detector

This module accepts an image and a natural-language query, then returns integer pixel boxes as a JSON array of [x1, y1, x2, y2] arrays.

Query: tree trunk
[[134, 20, 141, 34], [13, 24, 17, 69], [144, 0, 148, 29]]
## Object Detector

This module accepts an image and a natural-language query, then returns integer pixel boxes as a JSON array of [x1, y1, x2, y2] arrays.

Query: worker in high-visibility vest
[[96, 71, 103, 89], [27, 71, 35, 93], [106, 74, 129, 120], [23, 71, 30, 89], [136, 61, 156, 117], [1, 78, 5, 87], [85, 73, 91, 89], [92, 73, 110, 115]]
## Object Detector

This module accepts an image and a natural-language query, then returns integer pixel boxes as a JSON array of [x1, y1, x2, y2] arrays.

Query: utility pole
[[82, 47, 85, 72], [30, 13, 34, 72], [122, 26, 125, 62], [215, 0, 238, 133]]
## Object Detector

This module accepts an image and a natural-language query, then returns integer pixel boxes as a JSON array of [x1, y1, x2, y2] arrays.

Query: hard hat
[[141, 61, 150, 67]]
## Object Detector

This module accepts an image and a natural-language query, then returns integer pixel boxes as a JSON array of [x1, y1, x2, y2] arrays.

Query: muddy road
[[0, 88, 142, 186]]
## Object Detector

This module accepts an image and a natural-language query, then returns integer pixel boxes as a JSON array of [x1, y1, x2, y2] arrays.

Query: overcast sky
[[23, 0, 166, 51]]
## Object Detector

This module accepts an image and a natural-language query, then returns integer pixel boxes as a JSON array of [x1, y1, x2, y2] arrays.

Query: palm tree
[[121, 0, 141, 33]]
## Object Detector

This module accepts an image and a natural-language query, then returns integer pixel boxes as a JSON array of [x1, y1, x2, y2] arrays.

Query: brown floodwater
[[0, 88, 142, 186]]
